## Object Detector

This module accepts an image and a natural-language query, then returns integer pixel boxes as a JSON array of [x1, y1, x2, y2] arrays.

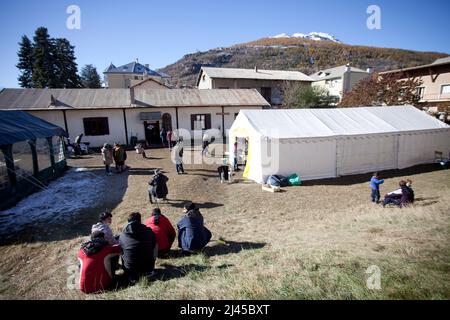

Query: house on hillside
[[104, 59, 171, 88], [0, 88, 269, 147], [196, 66, 313, 107], [379, 57, 450, 113], [309, 64, 371, 103]]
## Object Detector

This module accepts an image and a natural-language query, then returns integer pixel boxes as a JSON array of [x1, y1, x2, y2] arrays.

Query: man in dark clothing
[[177, 202, 212, 252], [148, 170, 169, 203], [119, 212, 157, 283]]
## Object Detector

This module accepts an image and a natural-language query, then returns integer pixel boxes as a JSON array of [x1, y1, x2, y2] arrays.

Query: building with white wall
[[0, 88, 269, 147], [309, 65, 370, 102]]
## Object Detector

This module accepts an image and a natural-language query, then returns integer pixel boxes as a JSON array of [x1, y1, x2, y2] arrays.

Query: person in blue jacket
[[370, 172, 384, 203], [177, 202, 212, 253]]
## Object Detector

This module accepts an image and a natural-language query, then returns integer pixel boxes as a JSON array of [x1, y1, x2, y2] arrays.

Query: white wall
[[336, 135, 398, 175], [398, 130, 450, 168], [65, 109, 126, 147], [26, 106, 263, 147], [27, 110, 66, 131]]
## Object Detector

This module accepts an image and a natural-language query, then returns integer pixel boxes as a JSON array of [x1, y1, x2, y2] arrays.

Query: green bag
[[288, 173, 301, 186]]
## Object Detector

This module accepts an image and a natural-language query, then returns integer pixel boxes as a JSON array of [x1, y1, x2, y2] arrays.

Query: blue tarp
[[0, 110, 68, 146]]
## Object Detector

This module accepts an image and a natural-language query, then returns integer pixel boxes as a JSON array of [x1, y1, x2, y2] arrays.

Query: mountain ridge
[[159, 36, 449, 88]]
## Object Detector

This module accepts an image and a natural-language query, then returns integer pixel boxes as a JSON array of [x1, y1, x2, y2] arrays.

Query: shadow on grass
[[202, 240, 266, 257], [301, 163, 447, 186], [167, 200, 224, 209]]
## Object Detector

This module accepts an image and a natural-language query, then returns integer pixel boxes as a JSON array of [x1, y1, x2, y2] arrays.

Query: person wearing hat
[[101, 143, 113, 175], [119, 212, 157, 283], [177, 202, 212, 253], [145, 208, 176, 257]]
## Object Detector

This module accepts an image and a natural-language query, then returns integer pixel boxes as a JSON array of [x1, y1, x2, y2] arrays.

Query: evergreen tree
[[16, 35, 34, 88], [31, 27, 56, 88], [53, 38, 81, 88], [80, 64, 102, 88]]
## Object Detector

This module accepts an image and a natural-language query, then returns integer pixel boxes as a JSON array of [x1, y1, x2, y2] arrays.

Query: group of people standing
[[101, 143, 128, 175], [370, 172, 415, 207], [160, 128, 176, 149], [78, 202, 212, 294]]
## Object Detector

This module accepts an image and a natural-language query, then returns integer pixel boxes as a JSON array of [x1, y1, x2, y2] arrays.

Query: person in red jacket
[[145, 208, 176, 257], [77, 231, 121, 294]]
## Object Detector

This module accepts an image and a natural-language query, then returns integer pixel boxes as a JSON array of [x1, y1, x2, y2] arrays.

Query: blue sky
[[1, 0, 449, 88]]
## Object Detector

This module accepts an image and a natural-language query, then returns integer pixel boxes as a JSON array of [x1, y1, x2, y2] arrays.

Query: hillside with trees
[[159, 37, 448, 88]]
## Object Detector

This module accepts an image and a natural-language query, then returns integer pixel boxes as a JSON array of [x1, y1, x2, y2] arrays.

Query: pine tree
[[80, 64, 102, 88], [31, 27, 56, 88], [16, 35, 34, 88], [53, 38, 81, 88]]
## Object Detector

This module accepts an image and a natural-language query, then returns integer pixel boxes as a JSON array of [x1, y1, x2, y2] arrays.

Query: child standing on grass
[[370, 172, 384, 203]]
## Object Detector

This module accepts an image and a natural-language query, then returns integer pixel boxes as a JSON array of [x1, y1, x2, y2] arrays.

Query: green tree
[[16, 35, 34, 88], [282, 82, 339, 108], [53, 38, 81, 88], [31, 27, 56, 88], [80, 64, 102, 88]]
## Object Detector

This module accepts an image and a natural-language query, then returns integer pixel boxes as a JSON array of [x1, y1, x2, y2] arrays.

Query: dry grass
[[0, 146, 449, 300]]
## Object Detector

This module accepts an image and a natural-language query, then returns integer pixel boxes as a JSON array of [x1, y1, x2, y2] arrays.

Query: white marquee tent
[[229, 106, 450, 183]]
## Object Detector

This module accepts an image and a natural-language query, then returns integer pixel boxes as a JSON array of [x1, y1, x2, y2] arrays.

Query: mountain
[[271, 32, 341, 43], [158, 35, 449, 88]]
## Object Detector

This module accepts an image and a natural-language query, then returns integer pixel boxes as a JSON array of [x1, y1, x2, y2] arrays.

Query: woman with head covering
[[177, 202, 212, 253], [145, 208, 176, 257]]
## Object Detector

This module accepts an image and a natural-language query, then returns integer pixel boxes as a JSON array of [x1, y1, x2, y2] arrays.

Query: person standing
[[113, 143, 127, 173], [172, 140, 185, 174], [370, 172, 384, 203], [166, 130, 173, 149], [233, 140, 239, 171], [160, 128, 167, 147], [101, 143, 113, 175]]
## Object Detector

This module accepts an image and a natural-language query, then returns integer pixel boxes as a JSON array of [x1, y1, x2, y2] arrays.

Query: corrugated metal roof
[[0, 89, 131, 110], [200, 67, 313, 82], [432, 56, 450, 65], [380, 56, 450, 75], [0, 88, 270, 110], [309, 65, 369, 81], [134, 89, 270, 107]]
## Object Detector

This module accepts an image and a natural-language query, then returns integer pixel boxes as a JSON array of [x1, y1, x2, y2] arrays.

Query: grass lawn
[[0, 146, 449, 299]]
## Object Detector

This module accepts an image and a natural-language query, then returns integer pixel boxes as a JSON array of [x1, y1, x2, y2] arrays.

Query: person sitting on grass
[[383, 180, 414, 208], [370, 172, 384, 203], [77, 231, 121, 294], [91, 211, 118, 245], [119, 212, 157, 284], [145, 208, 176, 257], [177, 202, 212, 253]]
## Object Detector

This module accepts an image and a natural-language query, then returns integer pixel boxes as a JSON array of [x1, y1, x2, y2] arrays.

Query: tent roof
[[234, 106, 450, 139], [0, 110, 68, 146]]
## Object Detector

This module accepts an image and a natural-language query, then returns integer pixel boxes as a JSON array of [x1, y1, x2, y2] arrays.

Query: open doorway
[[143, 121, 161, 146]]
